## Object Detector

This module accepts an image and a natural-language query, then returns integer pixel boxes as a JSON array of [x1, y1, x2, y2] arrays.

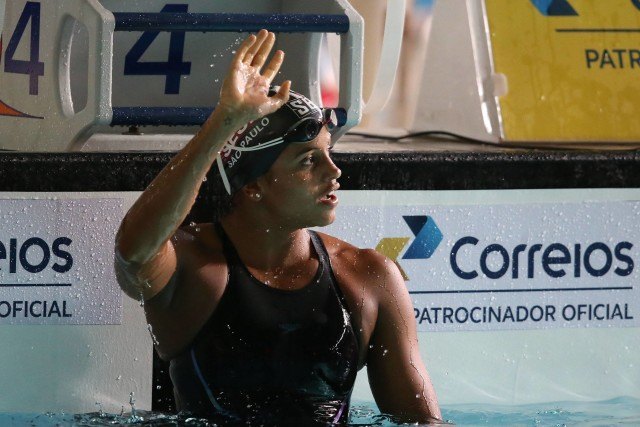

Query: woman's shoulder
[[171, 223, 228, 274], [314, 230, 393, 277], [176, 223, 224, 252]]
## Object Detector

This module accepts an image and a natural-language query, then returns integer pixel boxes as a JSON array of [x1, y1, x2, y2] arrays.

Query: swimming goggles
[[216, 109, 341, 194], [282, 108, 339, 144]]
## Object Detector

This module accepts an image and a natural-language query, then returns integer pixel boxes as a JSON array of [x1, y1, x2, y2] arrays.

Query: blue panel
[[403, 215, 428, 237], [112, 107, 348, 127], [530, 0, 578, 16], [111, 107, 214, 126], [114, 13, 350, 33], [402, 216, 443, 260]]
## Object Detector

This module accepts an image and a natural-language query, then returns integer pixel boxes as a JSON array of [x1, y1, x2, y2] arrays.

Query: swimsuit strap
[[308, 229, 329, 267], [308, 229, 348, 305], [308, 229, 362, 353]]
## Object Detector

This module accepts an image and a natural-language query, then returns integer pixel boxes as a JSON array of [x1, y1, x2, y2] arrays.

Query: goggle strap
[[223, 137, 285, 152], [216, 137, 285, 194]]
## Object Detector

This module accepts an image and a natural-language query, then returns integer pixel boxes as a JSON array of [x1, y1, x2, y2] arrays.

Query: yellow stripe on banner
[[486, 0, 640, 142], [375, 237, 410, 280]]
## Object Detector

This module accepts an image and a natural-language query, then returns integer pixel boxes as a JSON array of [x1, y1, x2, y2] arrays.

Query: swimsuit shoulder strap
[[308, 230, 350, 308], [308, 228, 363, 355], [308, 229, 329, 269]]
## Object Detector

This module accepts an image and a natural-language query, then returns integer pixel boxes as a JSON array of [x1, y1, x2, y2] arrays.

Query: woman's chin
[[315, 212, 337, 228]]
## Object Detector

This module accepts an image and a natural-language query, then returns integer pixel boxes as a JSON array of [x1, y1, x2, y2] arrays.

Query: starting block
[[0, 0, 405, 151]]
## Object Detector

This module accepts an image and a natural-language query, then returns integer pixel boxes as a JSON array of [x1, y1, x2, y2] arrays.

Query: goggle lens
[[283, 109, 339, 143]]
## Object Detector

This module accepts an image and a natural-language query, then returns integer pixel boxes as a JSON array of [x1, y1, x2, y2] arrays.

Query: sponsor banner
[[485, 0, 640, 141], [324, 195, 639, 332], [0, 197, 124, 325]]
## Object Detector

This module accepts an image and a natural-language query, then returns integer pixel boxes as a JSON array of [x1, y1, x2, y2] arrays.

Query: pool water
[[1, 397, 638, 426]]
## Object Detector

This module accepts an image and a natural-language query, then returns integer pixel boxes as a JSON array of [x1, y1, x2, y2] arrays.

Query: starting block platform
[[0, 0, 405, 151]]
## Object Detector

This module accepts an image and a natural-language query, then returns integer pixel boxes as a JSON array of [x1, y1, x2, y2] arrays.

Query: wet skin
[[115, 30, 441, 423], [138, 131, 440, 421]]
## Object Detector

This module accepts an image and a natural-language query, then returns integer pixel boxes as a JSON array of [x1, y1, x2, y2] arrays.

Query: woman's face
[[256, 127, 341, 229]]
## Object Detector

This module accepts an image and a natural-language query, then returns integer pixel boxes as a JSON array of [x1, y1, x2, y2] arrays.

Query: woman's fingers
[[270, 80, 291, 108], [225, 30, 289, 116], [262, 50, 285, 83], [243, 29, 269, 65], [251, 32, 276, 70], [232, 33, 257, 68], [234, 30, 282, 83]]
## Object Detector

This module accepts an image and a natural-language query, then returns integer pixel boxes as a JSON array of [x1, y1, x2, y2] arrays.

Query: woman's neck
[[219, 214, 312, 271]]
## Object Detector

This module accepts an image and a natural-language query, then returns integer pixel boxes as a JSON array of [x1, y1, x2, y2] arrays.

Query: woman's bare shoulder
[[314, 230, 392, 277], [175, 223, 224, 255]]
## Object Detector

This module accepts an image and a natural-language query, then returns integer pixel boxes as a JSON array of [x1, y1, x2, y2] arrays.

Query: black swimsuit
[[169, 225, 360, 425]]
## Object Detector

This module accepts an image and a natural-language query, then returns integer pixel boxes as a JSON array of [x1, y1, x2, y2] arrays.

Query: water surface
[[1, 397, 638, 426]]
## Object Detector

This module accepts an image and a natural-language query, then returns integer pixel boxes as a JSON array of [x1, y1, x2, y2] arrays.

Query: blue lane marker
[[114, 13, 350, 33], [111, 107, 213, 126]]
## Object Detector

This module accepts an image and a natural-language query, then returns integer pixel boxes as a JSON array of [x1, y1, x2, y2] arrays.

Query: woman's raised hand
[[218, 30, 291, 122]]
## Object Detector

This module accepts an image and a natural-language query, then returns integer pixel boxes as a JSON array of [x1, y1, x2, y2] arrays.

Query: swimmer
[[115, 30, 441, 425]]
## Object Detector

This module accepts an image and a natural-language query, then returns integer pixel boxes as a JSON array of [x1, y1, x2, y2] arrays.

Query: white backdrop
[[327, 189, 640, 405], [0, 192, 152, 413]]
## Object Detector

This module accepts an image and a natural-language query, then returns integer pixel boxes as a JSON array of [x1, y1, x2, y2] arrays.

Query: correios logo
[[376, 216, 443, 280], [375, 215, 635, 282], [450, 237, 634, 280]]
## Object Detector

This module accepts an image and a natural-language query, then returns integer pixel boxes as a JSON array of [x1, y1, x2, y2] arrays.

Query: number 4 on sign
[[124, 3, 192, 95], [3, 1, 45, 96]]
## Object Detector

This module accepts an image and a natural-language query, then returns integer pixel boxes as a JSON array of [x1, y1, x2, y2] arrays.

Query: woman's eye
[[301, 155, 315, 166]]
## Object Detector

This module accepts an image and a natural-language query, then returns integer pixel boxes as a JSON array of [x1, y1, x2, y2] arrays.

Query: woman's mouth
[[319, 191, 339, 207]]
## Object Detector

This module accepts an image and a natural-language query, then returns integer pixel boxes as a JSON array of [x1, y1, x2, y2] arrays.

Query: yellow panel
[[375, 237, 410, 280], [486, 0, 640, 142]]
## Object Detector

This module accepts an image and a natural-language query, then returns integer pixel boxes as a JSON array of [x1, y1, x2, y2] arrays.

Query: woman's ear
[[242, 181, 264, 202]]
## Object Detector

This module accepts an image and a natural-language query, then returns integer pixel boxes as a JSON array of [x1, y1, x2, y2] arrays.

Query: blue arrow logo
[[402, 216, 443, 260]]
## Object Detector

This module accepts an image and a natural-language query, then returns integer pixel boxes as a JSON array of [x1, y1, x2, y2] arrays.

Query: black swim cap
[[216, 88, 341, 194]]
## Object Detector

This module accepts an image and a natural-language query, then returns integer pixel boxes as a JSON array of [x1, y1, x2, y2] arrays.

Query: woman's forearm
[[116, 106, 247, 264]]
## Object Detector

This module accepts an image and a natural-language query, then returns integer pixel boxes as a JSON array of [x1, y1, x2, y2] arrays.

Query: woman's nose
[[324, 155, 341, 180]]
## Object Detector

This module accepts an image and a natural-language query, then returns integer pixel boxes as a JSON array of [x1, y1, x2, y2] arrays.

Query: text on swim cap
[[222, 117, 271, 169], [286, 92, 320, 118]]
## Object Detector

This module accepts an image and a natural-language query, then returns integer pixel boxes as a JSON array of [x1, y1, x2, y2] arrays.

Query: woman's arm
[[115, 30, 291, 300], [365, 251, 442, 423]]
